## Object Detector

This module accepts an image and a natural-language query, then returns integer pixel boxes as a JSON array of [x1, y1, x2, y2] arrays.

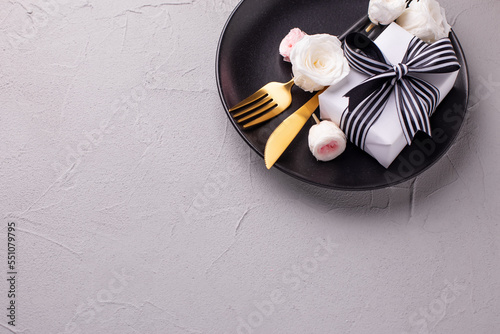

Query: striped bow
[[340, 33, 460, 150]]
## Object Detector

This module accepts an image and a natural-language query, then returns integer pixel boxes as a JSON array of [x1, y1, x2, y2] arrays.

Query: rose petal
[[368, 0, 406, 25], [290, 34, 350, 92], [396, 0, 451, 43], [279, 28, 307, 62]]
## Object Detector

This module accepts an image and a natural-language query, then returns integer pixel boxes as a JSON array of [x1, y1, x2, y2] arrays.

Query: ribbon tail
[[341, 81, 394, 150], [409, 76, 440, 117], [395, 78, 436, 144]]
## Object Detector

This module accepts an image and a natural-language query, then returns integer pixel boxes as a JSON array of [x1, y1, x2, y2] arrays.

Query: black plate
[[216, 0, 469, 190]]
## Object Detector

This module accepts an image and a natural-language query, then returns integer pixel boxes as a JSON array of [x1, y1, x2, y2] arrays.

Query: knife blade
[[264, 90, 324, 169]]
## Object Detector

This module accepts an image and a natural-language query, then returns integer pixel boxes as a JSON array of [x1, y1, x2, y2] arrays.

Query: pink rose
[[308, 120, 346, 161], [279, 28, 307, 62]]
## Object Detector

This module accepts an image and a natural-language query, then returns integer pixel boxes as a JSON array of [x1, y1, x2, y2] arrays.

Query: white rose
[[290, 34, 350, 93], [396, 0, 451, 43], [308, 120, 346, 161], [368, 0, 407, 25]]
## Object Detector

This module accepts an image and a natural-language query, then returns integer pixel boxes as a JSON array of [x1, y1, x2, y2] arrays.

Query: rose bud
[[368, 0, 407, 26], [396, 0, 451, 43], [308, 120, 347, 162], [279, 28, 307, 62]]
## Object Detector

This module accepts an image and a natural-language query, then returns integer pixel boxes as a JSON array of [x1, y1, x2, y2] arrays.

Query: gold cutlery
[[264, 89, 325, 169], [229, 79, 294, 128]]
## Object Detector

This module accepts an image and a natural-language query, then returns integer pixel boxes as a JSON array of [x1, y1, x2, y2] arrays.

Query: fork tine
[[242, 107, 284, 128], [232, 96, 273, 118], [236, 103, 278, 123], [230, 78, 294, 127], [229, 88, 268, 112]]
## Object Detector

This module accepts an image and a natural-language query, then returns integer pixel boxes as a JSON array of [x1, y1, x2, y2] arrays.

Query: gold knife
[[264, 90, 325, 169]]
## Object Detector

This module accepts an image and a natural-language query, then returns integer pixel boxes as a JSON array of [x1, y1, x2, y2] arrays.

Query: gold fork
[[229, 78, 294, 129]]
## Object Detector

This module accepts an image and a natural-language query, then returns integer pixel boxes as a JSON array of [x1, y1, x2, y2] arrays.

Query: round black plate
[[216, 0, 468, 190]]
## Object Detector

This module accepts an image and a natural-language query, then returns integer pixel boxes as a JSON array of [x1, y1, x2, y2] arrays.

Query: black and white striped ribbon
[[340, 33, 460, 150]]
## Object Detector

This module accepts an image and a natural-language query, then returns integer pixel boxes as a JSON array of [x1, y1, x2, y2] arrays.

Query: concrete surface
[[0, 0, 499, 333]]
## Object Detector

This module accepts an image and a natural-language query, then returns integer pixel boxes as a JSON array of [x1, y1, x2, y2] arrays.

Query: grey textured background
[[1, 0, 499, 333]]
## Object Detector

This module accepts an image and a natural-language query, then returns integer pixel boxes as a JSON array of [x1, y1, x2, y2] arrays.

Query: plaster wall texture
[[0, 0, 499, 333]]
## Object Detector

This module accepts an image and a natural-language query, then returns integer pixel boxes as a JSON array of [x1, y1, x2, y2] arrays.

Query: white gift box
[[319, 22, 459, 168]]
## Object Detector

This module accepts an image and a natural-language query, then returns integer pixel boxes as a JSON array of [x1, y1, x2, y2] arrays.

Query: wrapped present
[[319, 22, 460, 168]]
